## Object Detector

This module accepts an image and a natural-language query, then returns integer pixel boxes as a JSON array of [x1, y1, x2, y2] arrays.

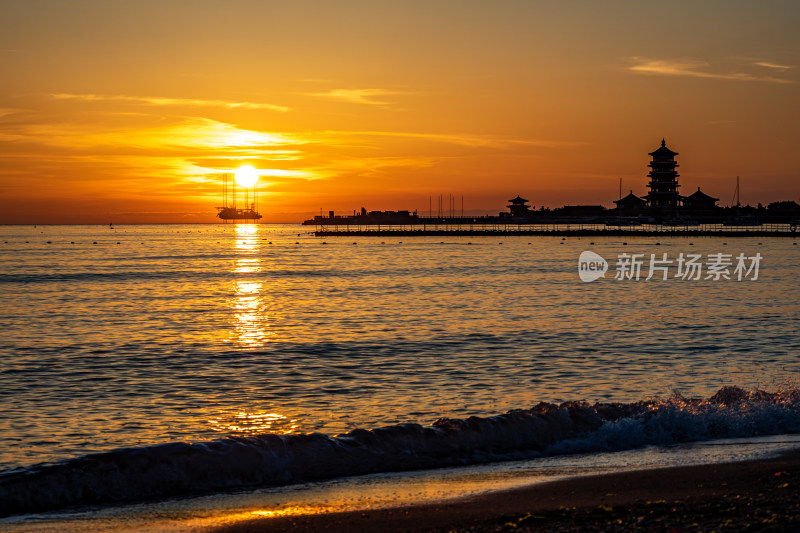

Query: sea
[[1, 223, 799, 531]]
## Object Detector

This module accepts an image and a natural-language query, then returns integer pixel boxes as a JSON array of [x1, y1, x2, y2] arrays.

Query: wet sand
[[214, 450, 800, 532]]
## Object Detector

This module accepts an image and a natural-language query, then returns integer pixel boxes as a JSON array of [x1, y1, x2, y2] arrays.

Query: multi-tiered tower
[[644, 139, 680, 211]]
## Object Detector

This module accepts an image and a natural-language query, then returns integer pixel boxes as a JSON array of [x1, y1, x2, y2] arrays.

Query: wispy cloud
[[0, 108, 23, 118], [51, 93, 289, 112], [627, 58, 793, 84], [313, 155, 437, 176], [4, 117, 299, 153], [0, 114, 314, 184], [308, 89, 409, 106], [0, 103, 584, 203], [753, 61, 794, 72], [317, 130, 584, 149]]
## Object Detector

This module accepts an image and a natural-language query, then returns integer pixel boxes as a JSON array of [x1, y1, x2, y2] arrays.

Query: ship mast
[[733, 176, 742, 207], [216, 170, 262, 222]]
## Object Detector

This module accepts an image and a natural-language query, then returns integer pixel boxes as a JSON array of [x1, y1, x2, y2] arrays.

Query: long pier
[[311, 222, 798, 238]]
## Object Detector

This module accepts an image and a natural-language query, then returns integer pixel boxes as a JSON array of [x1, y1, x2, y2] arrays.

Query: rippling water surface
[[1, 224, 799, 470]]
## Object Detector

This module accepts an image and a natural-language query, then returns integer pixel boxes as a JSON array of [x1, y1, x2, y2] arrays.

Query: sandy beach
[[214, 450, 800, 532]]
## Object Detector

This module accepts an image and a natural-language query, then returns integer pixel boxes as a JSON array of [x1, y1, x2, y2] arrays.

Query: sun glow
[[234, 165, 259, 187]]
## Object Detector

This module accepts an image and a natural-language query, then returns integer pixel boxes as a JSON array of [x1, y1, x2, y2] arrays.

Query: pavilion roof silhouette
[[649, 138, 678, 158]]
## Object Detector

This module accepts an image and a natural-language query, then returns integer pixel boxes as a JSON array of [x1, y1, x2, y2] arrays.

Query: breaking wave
[[2, 385, 800, 517]]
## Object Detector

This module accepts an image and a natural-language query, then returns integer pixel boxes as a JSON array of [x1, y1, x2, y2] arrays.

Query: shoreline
[[214, 449, 800, 532]]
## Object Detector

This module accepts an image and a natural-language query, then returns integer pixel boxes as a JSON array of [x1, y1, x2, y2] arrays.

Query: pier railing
[[310, 219, 798, 237]]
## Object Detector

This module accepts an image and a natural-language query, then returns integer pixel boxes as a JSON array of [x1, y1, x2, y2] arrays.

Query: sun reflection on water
[[193, 505, 333, 531], [234, 223, 260, 256], [208, 411, 300, 435], [234, 258, 260, 274], [242, 507, 326, 518], [229, 224, 274, 347]]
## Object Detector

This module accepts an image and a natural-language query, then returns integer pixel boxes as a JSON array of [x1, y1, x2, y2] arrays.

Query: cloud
[[0, 104, 583, 199], [0, 114, 317, 183], [252, 168, 316, 179], [754, 61, 794, 72], [51, 93, 289, 112], [9, 116, 303, 154], [627, 58, 793, 84], [307, 89, 409, 106], [0, 108, 23, 118], [316, 130, 584, 149], [315, 155, 437, 174]]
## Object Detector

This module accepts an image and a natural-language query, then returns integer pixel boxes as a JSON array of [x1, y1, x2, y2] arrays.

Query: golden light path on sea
[[229, 224, 275, 348]]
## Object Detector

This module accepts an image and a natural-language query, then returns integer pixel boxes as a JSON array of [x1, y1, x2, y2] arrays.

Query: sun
[[234, 165, 259, 187]]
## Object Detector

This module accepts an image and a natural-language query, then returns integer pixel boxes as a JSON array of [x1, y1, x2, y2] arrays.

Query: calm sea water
[[1, 224, 799, 472]]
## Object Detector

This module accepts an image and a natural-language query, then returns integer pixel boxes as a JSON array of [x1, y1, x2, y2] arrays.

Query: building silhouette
[[507, 195, 532, 217], [613, 190, 647, 216], [682, 187, 719, 215], [644, 139, 680, 211], [305, 137, 800, 230]]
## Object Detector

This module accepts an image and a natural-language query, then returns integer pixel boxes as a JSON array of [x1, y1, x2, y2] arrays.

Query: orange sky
[[0, 0, 798, 223]]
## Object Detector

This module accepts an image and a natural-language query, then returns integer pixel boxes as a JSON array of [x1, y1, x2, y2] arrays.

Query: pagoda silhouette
[[507, 195, 533, 217], [644, 139, 680, 211]]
